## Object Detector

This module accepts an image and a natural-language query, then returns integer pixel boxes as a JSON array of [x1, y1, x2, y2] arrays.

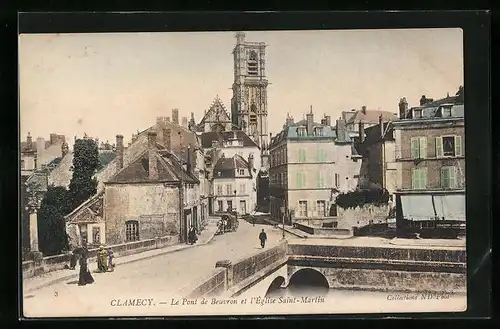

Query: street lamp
[[280, 206, 285, 240], [233, 190, 237, 216]]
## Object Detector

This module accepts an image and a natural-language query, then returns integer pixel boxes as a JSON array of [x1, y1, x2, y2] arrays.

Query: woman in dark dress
[[78, 246, 95, 286], [188, 225, 198, 245]]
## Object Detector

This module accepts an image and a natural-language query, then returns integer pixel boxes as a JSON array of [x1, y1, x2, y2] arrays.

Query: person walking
[[188, 225, 198, 245], [97, 245, 108, 273], [78, 244, 95, 286], [259, 229, 267, 248], [107, 247, 115, 272]]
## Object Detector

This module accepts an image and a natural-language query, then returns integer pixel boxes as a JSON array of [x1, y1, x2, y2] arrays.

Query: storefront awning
[[400, 193, 466, 222]]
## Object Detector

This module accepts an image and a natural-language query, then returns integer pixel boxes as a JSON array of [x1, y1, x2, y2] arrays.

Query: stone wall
[[293, 222, 351, 236], [337, 204, 391, 230], [22, 235, 177, 279], [104, 183, 180, 244], [288, 265, 466, 293], [181, 268, 227, 298], [287, 243, 466, 263]]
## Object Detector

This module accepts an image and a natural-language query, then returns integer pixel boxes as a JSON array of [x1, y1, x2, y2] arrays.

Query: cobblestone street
[[22, 220, 289, 317]]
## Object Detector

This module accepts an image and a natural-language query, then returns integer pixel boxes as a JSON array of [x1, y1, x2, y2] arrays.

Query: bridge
[[22, 219, 466, 317]]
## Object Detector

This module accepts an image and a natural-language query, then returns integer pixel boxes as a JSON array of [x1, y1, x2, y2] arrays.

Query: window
[[247, 51, 258, 76], [21, 159, 25, 169], [226, 184, 232, 195], [441, 106, 452, 117], [413, 109, 422, 118], [240, 200, 247, 214], [238, 169, 245, 175], [239, 184, 246, 194], [316, 171, 325, 188], [411, 168, 427, 190], [314, 127, 324, 136], [334, 173, 340, 187], [227, 200, 233, 211], [316, 201, 326, 217], [298, 201, 308, 217], [297, 127, 306, 136], [296, 172, 306, 188], [217, 185, 222, 196], [316, 149, 326, 162], [298, 149, 306, 162], [125, 220, 139, 242], [217, 200, 223, 212], [436, 136, 462, 157], [411, 137, 427, 159], [441, 166, 457, 189]]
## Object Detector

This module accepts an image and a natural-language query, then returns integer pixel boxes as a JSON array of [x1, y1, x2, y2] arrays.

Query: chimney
[[399, 97, 409, 119], [336, 119, 346, 142], [163, 128, 171, 150], [420, 95, 427, 106], [181, 117, 188, 129], [116, 134, 124, 170], [361, 106, 367, 115], [306, 106, 314, 135], [148, 132, 158, 180], [248, 153, 254, 170], [325, 115, 331, 127], [166, 116, 171, 122], [26, 133, 32, 149], [61, 141, 69, 157], [172, 108, 179, 125], [359, 121, 365, 143], [156, 116, 164, 126], [285, 113, 294, 126]]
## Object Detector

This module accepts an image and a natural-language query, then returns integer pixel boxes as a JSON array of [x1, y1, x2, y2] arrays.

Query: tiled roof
[[213, 154, 250, 179], [106, 149, 198, 184], [346, 110, 398, 125], [200, 130, 258, 149]]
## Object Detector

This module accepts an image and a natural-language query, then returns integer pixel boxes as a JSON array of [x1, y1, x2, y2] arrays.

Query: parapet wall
[[22, 235, 177, 279]]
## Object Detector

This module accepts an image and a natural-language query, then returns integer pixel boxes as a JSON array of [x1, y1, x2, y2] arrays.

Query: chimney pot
[[306, 108, 314, 135], [116, 134, 124, 170], [361, 106, 367, 114], [147, 132, 158, 180]]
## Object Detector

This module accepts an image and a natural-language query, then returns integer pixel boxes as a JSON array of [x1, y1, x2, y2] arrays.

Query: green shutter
[[441, 167, 449, 188], [412, 169, 417, 189], [455, 136, 463, 156], [411, 138, 419, 158], [296, 172, 301, 188], [435, 137, 443, 158], [302, 172, 306, 188], [419, 137, 427, 158], [449, 167, 456, 188], [421, 168, 427, 189]]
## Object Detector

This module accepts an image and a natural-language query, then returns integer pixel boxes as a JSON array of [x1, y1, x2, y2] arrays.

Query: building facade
[[393, 90, 465, 236], [231, 32, 269, 152], [268, 109, 362, 223]]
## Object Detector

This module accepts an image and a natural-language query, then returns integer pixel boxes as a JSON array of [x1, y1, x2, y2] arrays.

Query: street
[[22, 220, 291, 317]]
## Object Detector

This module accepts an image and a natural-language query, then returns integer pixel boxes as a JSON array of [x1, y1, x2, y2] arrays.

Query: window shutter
[[450, 166, 456, 188], [412, 169, 417, 189], [422, 168, 427, 189], [302, 172, 306, 188], [455, 136, 463, 156], [296, 172, 301, 188], [419, 137, 427, 158], [411, 138, 419, 158], [435, 137, 443, 158], [441, 167, 448, 188]]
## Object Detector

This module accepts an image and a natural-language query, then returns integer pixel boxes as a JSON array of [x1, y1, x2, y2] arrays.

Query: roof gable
[[198, 96, 231, 126]]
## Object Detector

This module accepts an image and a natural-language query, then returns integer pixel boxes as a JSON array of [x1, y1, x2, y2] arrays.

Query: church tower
[[231, 32, 269, 151]]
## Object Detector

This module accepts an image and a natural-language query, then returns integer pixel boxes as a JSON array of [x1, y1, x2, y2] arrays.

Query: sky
[[19, 29, 463, 148]]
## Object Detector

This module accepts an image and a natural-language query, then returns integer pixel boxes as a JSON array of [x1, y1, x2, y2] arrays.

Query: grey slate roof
[[200, 131, 258, 149]]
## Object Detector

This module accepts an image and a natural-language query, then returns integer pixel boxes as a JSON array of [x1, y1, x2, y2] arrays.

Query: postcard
[[20, 28, 466, 318]]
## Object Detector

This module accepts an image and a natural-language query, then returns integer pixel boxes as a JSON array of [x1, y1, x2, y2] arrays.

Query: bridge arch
[[287, 268, 329, 296], [265, 276, 286, 297]]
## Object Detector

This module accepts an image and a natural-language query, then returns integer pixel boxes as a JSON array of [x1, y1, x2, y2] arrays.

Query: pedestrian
[[78, 244, 94, 286], [107, 247, 114, 272], [252, 216, 256, 227], [97, 245, 108, 273], [188, 225, 198, 245], [259, 229, 267, 248]]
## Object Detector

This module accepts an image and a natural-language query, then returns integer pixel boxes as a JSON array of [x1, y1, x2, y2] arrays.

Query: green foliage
[[335, 188, 390, 210], [38, 186, 71, 255], [68, 139, 100, 210]]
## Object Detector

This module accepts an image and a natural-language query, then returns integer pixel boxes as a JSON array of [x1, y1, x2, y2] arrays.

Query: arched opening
[[288, 268, 329, 296], [265, 276, 285, 297]]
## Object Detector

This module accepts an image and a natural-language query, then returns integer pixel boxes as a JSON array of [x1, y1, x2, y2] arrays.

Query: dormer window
[[441, 106, 452, 118], [239, 169, 245, 175], [297, 127, 306, 137], [314, 127, 324, 136], [413, 109, 423, 119]]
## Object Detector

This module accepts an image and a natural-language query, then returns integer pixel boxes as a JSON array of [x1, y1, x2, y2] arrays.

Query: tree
[[68, 138, 100, 210], [38, 186, 71, 256]]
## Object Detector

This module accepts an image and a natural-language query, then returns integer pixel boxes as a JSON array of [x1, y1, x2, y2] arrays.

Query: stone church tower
[[231, 32, 269, 151]]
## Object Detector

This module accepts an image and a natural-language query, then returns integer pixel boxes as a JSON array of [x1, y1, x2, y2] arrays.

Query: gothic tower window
[[247, 50, 258, 76]]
